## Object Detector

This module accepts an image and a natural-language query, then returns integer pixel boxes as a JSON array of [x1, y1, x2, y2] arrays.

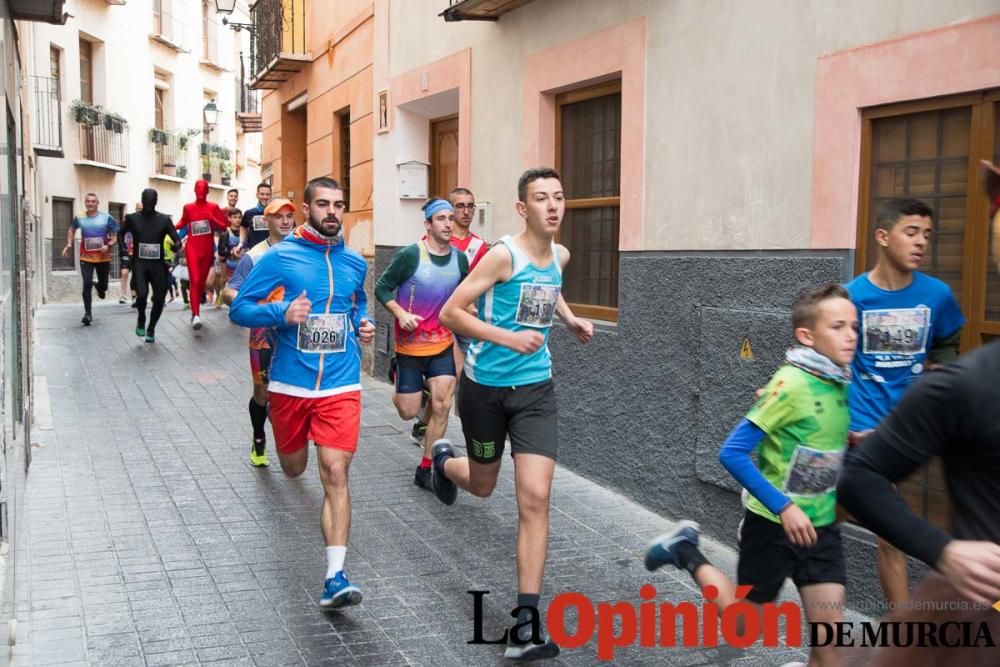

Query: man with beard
[[222, 198, 297, 467], [230, 177, 375, 609], [120, 188, 181, 343], [175, 179, 229, 330]]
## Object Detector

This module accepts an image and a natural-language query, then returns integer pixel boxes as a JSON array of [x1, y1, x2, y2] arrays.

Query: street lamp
[[203, 99, 220, 128], [213, 0, 236, 13], [215, 0, 255, 33]]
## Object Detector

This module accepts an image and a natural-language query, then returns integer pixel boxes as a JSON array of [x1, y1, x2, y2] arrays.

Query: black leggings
[[133, 260, 169, 333], [80, 262, 111, 315]]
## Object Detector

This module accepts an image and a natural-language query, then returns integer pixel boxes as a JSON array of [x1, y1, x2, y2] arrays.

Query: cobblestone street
[[10, 302, 823, 666]]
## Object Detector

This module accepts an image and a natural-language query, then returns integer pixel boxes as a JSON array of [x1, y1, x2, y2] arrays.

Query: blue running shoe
[[319, 571, 362, 609], [644, 520, 700, 572]]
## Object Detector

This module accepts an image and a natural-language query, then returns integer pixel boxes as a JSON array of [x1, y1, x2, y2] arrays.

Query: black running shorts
[[457, 374, 558, 463], [737, 510, 846, 604]]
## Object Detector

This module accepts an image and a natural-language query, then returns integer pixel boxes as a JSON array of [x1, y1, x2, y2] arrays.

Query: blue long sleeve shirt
[[718, 418, 792, 516]]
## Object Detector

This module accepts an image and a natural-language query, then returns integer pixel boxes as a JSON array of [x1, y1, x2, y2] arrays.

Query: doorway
[[430, 115, 458, 198]]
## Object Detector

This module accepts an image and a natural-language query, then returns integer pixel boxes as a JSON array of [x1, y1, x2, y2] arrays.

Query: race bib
[[252, 215, 267, 232], [515, 283, 559, 328], [191, 220, 212, 236], [83, 237, 104, 251], [862, 307, 930, 356], [782, 446, 845, 497], [138, 243, 161, 260], [297, 313, 348, 353]]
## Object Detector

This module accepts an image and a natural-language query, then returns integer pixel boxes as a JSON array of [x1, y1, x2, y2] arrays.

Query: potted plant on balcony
[[148, 128, 168, 145], [70, 100, 102, 126], [220, 161, 234, 186], [201, 155, 212, 182], [104, 112, 126, 133], [177, 165, 188, 179], [200, 142, 211, 157]]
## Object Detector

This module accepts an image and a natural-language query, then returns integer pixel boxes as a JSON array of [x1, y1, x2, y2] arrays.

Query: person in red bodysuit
[[176, 180, 228, 329]]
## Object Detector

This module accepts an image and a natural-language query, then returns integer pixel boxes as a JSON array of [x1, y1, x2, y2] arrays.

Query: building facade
[[371, 0, 1000, 608], [28, 0, 262, 303]]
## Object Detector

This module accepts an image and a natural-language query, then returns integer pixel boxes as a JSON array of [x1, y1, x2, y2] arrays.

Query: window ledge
[[74, 159, 127, 173], [149, 33, 189, 53], [151, 174, 187, 183], [207, 182, 232, 190], [199, 59, 228, 73]]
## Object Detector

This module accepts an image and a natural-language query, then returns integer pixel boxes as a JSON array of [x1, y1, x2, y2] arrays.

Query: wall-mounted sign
[[398, 161, 429, 200]]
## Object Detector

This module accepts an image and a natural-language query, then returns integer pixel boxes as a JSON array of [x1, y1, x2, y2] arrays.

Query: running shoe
[[144, 333, 155, 344], [135, 326, 145, 337], [431, 440, 457, 506], [81, 313, 92, 326], [192, 315, 203, 330], [410, 420, 427, 447], [413, 465, 431, 490], [504, 630, 561, 662], [131, 299, 138, 309], [118, 296, 127, 305], [319, 571, 362, 609], [182, 302, 190, 310], [645, 520, 700, 572], [250, 438, 269, 467]]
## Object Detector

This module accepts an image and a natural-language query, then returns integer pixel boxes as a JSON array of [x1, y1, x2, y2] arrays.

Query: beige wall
[[380, 0, 999, 251]]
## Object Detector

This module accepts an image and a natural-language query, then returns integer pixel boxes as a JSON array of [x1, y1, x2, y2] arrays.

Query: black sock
[[249, 398, 267, 440], [675, 541, 709, 578], [514, 593, 541, 642]]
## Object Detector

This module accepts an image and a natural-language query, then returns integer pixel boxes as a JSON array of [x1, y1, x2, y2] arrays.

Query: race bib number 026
[[515, 283, 559, 328], [138, 243, 161, 260], [83, 237, 104, 251], [252, 215, 268, 232], [862, 307, 930, 356], [297, 313, 348, 354], [782, 446, 845, 497], [191, 220, 212, 236]]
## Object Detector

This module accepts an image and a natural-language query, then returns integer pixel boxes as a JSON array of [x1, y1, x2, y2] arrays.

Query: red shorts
[[268, 390, 361, 455]]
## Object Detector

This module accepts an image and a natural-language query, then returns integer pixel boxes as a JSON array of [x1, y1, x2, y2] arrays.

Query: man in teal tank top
[[433, 168, 594, 661]]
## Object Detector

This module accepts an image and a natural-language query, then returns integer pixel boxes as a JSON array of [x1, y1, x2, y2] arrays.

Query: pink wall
[[811, 15, 1000, 249], [521, 18, 646, 251], [390, 49, 472, 187]]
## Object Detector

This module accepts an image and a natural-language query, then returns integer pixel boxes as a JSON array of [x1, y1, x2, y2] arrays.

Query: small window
[[556, 80, 622, 322], [337, 108, 351, 211], [52, 197, 75, 271], [49, 45, 61, 82], [79, 39, 93, 104]]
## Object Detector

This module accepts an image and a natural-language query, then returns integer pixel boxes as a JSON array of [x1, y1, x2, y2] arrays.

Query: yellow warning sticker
[[740, 338, 754, 361]]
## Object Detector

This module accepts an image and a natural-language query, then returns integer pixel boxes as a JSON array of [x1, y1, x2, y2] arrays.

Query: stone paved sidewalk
[[11, 301, 834, 666]]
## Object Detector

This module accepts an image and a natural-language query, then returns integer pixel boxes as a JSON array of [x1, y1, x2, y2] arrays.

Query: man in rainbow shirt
[[376, 198, 469, 491]]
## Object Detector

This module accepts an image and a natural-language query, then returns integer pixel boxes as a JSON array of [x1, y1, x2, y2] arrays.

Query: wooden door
[[430, 116, 458, 198]]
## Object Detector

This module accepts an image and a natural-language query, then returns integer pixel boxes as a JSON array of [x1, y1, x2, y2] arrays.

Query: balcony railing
[[250, 0, 308, 89], [149, 128, 191, 179], [152, 0, 189, 51], [71, 103, 129, 169], [31, 75, 63, 157], [237, 56, 262, 132]]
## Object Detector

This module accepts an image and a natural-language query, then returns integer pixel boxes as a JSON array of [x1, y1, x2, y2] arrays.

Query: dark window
[[556, 81, 621, 322], [52, 197, 75, 271], [338, 108, 351, 210], [79, 39, 92, 104]]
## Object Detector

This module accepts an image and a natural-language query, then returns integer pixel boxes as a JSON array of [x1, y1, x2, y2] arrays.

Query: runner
[[120, 188, 181, 343], [175, 179, 229, 329], [239, 181, 273, 251], [61, 193, 119, 326], [215, 207, 244, 308], [222, 198, 297, 467], [646, 284, 858, 667], [405, 187, 490, 445], [843, 197, 964, 608], [432, 168, 594, 661], [230, 177, 375, 608], [375, 198, 469, 489], [226, 187, 239, 209]]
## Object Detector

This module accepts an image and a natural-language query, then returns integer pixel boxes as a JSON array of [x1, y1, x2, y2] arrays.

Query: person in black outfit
[[120, 188, 180, 343]]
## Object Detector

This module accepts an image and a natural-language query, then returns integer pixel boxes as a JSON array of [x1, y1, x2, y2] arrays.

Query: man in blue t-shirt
[[845, 197, 965, 609], [238, 181, 272, 250], [62, 192, 119, 326]]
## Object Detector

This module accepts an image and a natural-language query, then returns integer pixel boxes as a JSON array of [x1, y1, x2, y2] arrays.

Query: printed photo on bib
[[297, 313, 348, 353], [83, 237, 104, 251], [782, 446, 845, 497], [515, 283, 559, 328], [252, 215, 267, 232], [138, 243, 161, 260], [191, 220, 212, 236], [862, 307, 930, 356]]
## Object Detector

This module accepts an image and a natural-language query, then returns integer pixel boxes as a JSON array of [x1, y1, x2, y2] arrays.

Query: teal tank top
[[464, 235, 562, 387]]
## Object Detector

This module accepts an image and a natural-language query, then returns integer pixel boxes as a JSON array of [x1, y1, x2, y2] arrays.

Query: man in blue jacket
[[230, 177, 375, 610]]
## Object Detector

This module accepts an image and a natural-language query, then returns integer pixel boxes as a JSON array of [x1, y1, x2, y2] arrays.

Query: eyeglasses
[[454, 203, 477, 212]]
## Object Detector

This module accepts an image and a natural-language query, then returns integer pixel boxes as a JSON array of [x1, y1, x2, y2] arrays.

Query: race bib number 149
[[862, 307, 930, 356]]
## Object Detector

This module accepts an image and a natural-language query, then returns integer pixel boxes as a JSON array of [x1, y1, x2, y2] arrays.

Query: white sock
[[325, 545, 347, 579]]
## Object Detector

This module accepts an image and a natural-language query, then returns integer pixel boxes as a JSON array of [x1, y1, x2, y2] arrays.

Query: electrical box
[[398, 161, 429, 200], [475, 201, 493, 241]]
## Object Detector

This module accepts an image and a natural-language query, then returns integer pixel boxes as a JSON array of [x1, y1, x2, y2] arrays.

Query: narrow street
[[12, 302, 817, 666]]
